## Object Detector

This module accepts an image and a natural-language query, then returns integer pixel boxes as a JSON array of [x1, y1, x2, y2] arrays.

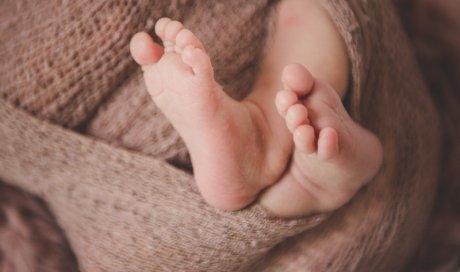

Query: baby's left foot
[[259, 64, 383, 217], [130, 19, 293, 211]]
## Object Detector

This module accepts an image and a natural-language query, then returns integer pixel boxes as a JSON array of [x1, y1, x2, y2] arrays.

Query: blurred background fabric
[[393, 0, 460, 270]]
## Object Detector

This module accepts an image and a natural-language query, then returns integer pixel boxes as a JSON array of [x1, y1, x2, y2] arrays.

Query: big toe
[[130, 32, 164, 66], [282, 63, 314, 96]]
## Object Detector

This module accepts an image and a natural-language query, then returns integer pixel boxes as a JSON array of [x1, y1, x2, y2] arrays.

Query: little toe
[[275, 89, 298, 117], [282, 63, 315, 96], [317, 127, 339, 160], [285, 104, 309, 133], [293, 125, 316, 154], [176, 28, 204, 52], [182, 46, 213, 77], [130, 32, 164, 66]]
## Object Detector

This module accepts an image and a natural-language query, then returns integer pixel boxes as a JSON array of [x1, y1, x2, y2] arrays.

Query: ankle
[[242, 100, 292, 184]]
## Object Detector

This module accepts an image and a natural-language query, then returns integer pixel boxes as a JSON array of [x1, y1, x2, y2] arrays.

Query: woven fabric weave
[[0, 0, 441, 271]]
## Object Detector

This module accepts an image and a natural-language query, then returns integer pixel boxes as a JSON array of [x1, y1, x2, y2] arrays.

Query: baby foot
[[130, 19, 382, 217], [259, 64, 383, 217], [130, 18, 290, 210]]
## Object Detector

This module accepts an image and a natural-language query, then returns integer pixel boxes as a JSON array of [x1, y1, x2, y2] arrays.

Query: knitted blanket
[[0, 0, 442, 271], [394, 0, 460, 269]]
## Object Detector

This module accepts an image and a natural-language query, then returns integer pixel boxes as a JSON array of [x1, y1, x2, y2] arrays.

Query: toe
[[155, 17, 171, 40], [293, 125, 316, 153], [130, 32, 164, 66], [182, 46, 213, 76], [285, 104, 309, 133], [176, 28, 204, 52], [164, 20, 184, 45], [317, 127, 339, 160], [155, 18, 184, 51], [275, 89, 298, 117], [282, 63, 315, 96]]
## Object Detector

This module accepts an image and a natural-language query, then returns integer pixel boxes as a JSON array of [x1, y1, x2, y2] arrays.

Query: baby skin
[[130, 1, 382, 218]]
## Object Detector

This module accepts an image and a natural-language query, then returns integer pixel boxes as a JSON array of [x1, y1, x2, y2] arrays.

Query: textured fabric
[[0, 0, 443, 271], [393, 0, 460, 270], [0, 183, 79, 272], [0, 98, 327, 271]]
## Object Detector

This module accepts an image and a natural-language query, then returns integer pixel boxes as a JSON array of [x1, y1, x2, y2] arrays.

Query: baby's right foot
[[259, 64, 383, 217]]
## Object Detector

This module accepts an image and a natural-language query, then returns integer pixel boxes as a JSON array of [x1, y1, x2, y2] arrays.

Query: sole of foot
[[130, 18, 290, 211]]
